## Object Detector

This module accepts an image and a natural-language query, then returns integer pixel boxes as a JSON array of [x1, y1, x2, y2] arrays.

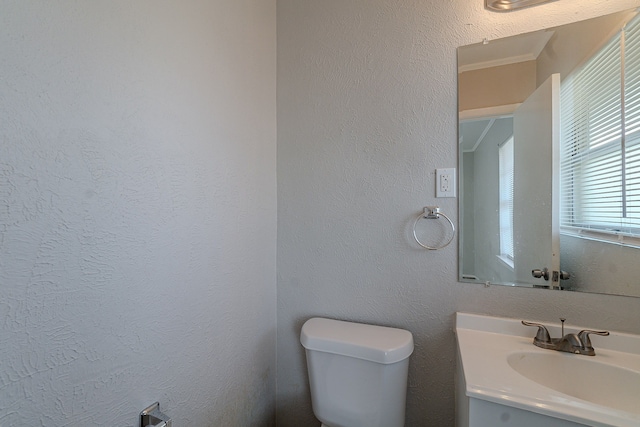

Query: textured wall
[[1, 1, 276, 426], [276, 1, 640, 426]]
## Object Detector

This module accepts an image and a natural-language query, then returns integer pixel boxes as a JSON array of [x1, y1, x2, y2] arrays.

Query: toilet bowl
[[300, 317, 414, 427]]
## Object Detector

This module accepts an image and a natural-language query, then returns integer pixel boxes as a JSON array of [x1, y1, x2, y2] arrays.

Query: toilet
[[300, 317, 414, 427]]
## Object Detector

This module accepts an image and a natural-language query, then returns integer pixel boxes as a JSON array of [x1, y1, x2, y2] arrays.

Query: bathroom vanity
[[455, 312, 640, 427]]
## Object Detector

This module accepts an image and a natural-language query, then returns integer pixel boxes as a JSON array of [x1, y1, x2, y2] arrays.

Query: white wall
[[276, 0, 640, 426], [1, 1, 276, 425], [537, 9, 637, 85]]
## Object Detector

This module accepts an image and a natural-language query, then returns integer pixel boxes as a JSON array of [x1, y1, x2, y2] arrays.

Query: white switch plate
[[436, 168, 456, 198]]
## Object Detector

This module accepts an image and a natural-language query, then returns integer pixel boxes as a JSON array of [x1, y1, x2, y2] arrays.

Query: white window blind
[[499, 136, 514, 260], [560, 14, 640, 242], [625, 15, 640, 230]]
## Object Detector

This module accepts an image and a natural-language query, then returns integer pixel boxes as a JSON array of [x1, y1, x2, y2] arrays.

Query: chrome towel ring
[[412, 206, 455, 250]]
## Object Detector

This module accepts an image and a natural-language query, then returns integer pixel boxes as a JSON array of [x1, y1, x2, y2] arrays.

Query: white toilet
[[300, 317, 414, 427]]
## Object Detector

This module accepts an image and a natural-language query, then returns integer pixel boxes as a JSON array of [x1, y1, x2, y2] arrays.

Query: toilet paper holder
[[141, 402, 172, 427]]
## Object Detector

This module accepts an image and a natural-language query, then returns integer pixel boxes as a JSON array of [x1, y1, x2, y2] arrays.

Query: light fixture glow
[[485, 0, 556, 12]]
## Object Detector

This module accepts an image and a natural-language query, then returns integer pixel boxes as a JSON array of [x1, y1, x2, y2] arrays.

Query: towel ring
[[412, 206, 455, 250]]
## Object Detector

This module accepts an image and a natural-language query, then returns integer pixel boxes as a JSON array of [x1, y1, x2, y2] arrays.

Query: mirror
[[458, 8, 640, 298]]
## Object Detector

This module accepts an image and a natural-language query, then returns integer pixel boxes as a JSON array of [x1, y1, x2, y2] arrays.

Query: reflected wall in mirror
[[458, 8, 640, 298]]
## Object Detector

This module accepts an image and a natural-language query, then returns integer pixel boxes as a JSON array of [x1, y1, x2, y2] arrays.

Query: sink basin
[[507, 351, 640, 414], [456, 313, 640, 426]]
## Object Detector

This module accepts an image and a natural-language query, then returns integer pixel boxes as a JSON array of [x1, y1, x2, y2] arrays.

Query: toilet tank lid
[[300, 317, 414, 364]]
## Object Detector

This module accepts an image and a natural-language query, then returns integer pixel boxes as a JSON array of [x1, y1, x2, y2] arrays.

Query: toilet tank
[[300, 318, 414, 427]]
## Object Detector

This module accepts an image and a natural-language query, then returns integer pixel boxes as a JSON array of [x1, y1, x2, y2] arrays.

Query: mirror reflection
[[458, 8, 640, 298]]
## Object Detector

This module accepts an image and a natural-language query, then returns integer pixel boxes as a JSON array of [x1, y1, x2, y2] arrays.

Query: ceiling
[[460, 117, 513, 153]]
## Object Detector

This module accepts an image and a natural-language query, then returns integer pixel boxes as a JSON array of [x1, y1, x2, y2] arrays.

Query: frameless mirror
[[458, 8, 640, 298]]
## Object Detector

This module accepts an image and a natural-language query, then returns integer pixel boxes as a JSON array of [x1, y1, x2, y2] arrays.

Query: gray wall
[[1, 1, 276, 425], [276, 1, 640, 426], [461, 152, 475, 277], [469, 118, 515, 284], [561, 234, 640, 296]]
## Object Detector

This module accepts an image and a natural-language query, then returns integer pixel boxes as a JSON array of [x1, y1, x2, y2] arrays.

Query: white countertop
[[455, 312, 640, 427]]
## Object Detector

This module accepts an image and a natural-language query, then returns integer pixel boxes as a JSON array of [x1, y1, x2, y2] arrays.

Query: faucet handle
[[578, 329, 610, 349], [522, 321, 552, 343]]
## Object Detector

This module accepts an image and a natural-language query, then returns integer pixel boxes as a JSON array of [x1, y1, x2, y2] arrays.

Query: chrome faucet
[[522, 318, 609, 356]]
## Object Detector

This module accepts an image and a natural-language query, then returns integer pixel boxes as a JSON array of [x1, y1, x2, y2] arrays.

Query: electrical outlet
[[436, 168, 456, 198]]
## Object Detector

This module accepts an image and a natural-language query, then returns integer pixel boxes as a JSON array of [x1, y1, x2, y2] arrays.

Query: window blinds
[[499, 137, 514, 259], [625, 15, 640, 228], [560, 13, 640, 239]]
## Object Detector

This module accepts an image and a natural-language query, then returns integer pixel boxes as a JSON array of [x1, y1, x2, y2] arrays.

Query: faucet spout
[[554, 333, 583, 354]]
